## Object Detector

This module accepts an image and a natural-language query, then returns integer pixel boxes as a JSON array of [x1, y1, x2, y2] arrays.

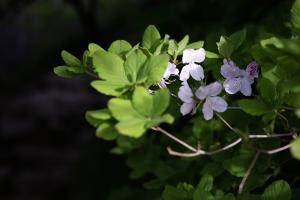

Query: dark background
[[0, 0, 293, 199]]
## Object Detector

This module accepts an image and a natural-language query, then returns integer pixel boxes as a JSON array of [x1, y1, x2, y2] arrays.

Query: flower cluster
[[160, 49, 258, 120]]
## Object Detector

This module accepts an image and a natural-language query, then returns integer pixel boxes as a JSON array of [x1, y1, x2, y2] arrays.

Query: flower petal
[[182, 48, 205, 63], [164, 62, 179, 79], [210, 96, 228, 112], [240, 77, 252, 96], [202, 99, 214, 120], [179, 65, 191, 81], [221, 59, 244, 78], [223, 78, 242, 94], [189, 63, 204, 81], [180, 101, 195, 115], [206, 81, 222, 96], [178, 82, 194, 103], [195, 86, 208, 100], [245, 61, 258, 83]]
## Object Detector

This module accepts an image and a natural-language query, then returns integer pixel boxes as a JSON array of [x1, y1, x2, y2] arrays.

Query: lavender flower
[[221, 59, 258, 96], [179, 48, 206, 81]]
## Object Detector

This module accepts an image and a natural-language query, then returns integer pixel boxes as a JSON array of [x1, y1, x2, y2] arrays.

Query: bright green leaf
[[108, 40, 132, 57], [92, 51, 128, 83], [291, 137, 300, 160], [142, 25, 161, 50], [53, 66, 76, 78], [91, 80, 127, 96], [96, 122, 118, 140], [132, 86, 153, 116], [85, 109, 111, 127], [262, 180, 291, 200], [108, 98, 142, 121], [88, 43, 105, 55], [124, 49, 147, 83], [61, 50, 82, 68], [177, 35, 190, 53], [142, 54, 169, 86], [151, 88, 170, 116], [116, 118, 147, 138], [217, 36, 235, 58], [238, 99, 271, 116]]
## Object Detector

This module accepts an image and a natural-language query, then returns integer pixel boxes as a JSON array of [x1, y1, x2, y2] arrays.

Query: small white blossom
[[180, 48, 206, 81], [195, 82, 228, 120], [221, 59, 258, 96], [178, 82, 196, 115], [158, 62, 179, 88]]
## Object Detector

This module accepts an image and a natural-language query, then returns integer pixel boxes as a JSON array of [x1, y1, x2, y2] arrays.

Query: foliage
[[54, 0, 300, 199]]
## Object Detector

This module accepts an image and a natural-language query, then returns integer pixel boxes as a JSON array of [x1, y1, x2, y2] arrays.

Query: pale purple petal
[[180, 101, 196, 115], [221, 59, 244, 78], [182, 48, 205, 63], [240, 78, 252, 96], [189, 63, 204, 81], [202, 99, 214, 120], [206, 81, 222, 96], [164, 62, 179, 79], [223, 78, 242, 94], [178, 82, 194, 103], [195, 86, 208, 100], [210, 96, 228, 112], [179, 65, 191, 81]]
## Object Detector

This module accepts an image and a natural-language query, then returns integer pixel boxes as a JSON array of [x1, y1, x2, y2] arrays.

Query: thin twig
[[153, 126, 296, 158], [152, 127, 197, 152], [215, 113, 236, 132], [238, 152, 260, 194], [258, 143, 291, 155], [277, 112, 290, 129]]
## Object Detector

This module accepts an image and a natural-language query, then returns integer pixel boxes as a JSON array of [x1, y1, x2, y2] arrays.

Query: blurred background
[[0, 0, 294, 199]]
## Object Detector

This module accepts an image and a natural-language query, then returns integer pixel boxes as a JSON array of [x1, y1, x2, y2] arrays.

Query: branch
[[152, 126, 296, 158], [238, 151, 260, 194]]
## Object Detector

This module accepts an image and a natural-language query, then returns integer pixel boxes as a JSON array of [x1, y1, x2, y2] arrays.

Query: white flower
[[195, 82, 228, 120], [158, 62, 179, 88], [221, 59, 258, 96], [178, 82, 196, 115], [179, 48, 205, 81]]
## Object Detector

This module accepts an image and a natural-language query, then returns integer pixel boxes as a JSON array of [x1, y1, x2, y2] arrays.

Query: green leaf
[[198, 174, 214, 192], [88, 43, 105, 55], [108, 40, 132, 57], [142, 25, 161, 50], [142, 54, 169, 86], [262, 180, 291, 200], [229, 29, 246, 50], [168, 39, 178, 56], [163, 185, 189, 200], [92, 51, 128, 83], [291, 137, 300, 160], [124, 49, 147, 83], [116, 118, 147, 138], [291, 0, 300, 37], [96, 122, 118, 140], [151, 89, 170, 116], [205, 51, 221, 59], [186, 41, 204, 49], [61, 50, 82, 68], [177, 35, 189, 53], [132, 86, 153, 116], [223, 155, 253, 177], [91, 80, 127, 96], [53, 66, 76, 78], [257, 78, 278, 106], [85, 109, 111, 127], [217, 36, 235, 58], [193, 188, 214, 200], [238, 99, 271, 116], [108, 98, 142, 121]]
